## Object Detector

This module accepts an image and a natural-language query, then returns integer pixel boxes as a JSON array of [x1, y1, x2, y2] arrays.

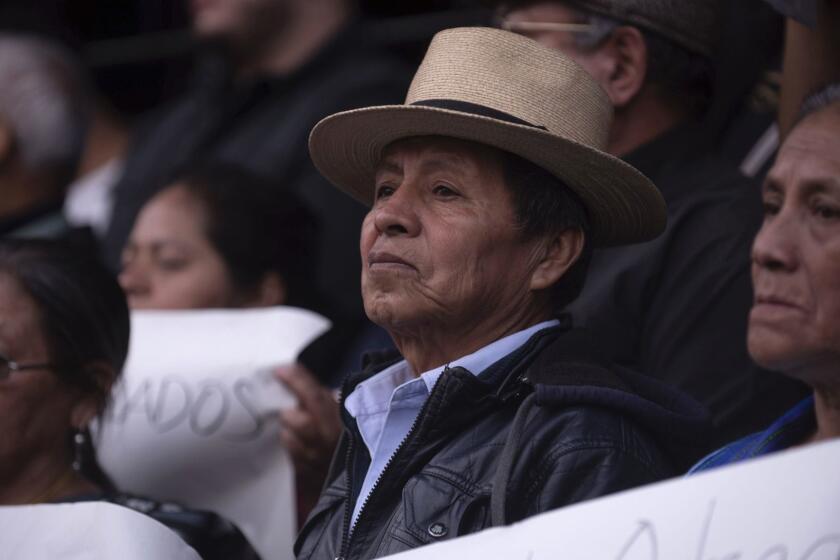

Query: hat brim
[[309, 104, 666, 247]]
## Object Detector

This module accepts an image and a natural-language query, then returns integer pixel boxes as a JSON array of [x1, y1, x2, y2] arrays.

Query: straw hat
[[308, 27, 666, 247]]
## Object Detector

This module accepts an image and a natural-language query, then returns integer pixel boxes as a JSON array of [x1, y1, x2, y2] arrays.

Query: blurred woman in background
[[119, 162, 320, 311], [119, 162, 343, 518]]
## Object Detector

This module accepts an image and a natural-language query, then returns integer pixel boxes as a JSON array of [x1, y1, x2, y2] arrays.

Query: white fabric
[[344, 319, 559, 527], [0, 502, 201, 559], [63, 158, 123, 236]]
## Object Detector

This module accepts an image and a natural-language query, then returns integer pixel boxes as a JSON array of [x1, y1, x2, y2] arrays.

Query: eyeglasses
[[499, 19, 596, 34], [0, 353, 60, 380]]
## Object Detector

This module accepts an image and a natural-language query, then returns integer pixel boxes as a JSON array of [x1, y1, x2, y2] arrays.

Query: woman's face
[[0, 273, 79, 467], [749, 108, 840, 385], [119, 185, 240, 310]]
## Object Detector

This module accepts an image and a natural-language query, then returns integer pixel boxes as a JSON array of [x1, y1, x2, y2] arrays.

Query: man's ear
[[529, 228, 585, 291], [598, 25, 648, 108], [70, 363, 117, 429]]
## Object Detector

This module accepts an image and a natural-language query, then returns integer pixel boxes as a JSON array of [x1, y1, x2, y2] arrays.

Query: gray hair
[[571, 12, 619, 50], [0, 34, 89, 179], [797, 83, 840, 124]]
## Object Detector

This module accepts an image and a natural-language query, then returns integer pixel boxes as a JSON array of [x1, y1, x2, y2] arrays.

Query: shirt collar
[[345, 319, 560, 419]]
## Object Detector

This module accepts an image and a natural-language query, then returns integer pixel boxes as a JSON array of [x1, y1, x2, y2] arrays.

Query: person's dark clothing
[[567, 124, 810, 452], [1, 201, 68, 238], [59, 492, 260, 560], [1, 201, 102, 260], [689, 395, 816, 473], [295, 323, 709, 560], [103, 23, 412, 321]]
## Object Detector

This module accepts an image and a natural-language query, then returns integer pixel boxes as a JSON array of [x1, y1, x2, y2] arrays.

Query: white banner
[[387, 439, 840, 560], [95, 307, 331, 560], [0, 502, 201, 560]]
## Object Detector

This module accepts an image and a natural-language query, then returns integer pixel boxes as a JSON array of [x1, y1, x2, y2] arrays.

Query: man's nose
[[752, 209, 798, 273], [372, 186, 421, 237]]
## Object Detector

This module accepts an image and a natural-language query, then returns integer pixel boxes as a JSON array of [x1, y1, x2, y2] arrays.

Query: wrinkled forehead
[[766, 109, 840, 193]]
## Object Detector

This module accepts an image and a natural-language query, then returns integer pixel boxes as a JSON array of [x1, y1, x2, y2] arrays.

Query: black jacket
[[295, 324, 709, 560], [568, 124, 809, 449]]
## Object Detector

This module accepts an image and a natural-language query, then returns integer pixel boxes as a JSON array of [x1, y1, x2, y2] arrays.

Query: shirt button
[[428, 522, 448, 538]]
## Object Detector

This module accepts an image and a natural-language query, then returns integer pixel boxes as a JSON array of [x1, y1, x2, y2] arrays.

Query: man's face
[[189, 0, 288, 48], [500, 1, 610, 85], [748, 107, 840, 383], [360, 137, 545, 338]]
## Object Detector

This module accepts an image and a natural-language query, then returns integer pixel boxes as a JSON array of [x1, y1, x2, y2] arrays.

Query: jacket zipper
[[333, 328, 552, 560], [335, 367, 448, 560]]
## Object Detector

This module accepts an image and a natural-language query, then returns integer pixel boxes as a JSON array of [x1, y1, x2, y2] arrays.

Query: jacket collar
[[341, 316, 572, 407]]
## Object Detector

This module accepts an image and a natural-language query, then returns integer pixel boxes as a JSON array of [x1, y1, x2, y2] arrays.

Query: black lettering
[[224, 378, 265, 441], [694, 500, 717, 560], [151, 377, 193, 433], [616, 520, 658, 560], [757, 545, 788, 560], [800, 534, 840, 560], [190, 381, 229, 436], [110, 379, 154, 424]]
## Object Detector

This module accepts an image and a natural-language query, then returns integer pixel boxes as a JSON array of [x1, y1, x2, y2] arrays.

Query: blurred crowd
[[0, 0, 838, 559]]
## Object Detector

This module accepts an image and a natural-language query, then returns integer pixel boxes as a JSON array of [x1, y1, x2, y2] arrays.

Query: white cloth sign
[[386, 439, 840, 560], [95, 307, 331, 560], [0, 502, 201, 559]]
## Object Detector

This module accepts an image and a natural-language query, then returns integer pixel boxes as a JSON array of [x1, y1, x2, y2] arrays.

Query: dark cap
[[564, 0, 719, 57]]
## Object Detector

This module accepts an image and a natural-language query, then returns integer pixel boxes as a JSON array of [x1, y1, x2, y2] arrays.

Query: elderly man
[[496, 0, 809, 448], [294, 27, 708, 560], [691, 85, 840, 471]]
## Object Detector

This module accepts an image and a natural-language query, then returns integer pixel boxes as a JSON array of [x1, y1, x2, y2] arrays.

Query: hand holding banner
[[95, 307, 331, 560]]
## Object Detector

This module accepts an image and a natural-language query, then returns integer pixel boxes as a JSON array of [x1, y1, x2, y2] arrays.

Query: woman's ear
[[598, 25, 648, 108], [250, 272, 287, 307], [529, 228, 585, 292], [70, 362, 117, 429]]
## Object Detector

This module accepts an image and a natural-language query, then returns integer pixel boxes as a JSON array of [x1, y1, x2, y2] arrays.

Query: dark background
[[0, 0, 784, 144], [0, 1, 491, 118]]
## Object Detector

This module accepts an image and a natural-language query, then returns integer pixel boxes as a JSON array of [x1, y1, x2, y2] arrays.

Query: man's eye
[[156, 257, 188, 272], [433, 184, 458, 197], [761, 200, 780, 217], [814, 204, 840, 221], [375, 185, 395, 200]]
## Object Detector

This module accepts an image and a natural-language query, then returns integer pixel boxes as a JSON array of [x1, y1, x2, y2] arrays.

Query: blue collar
[[690, 395, 815, 473]]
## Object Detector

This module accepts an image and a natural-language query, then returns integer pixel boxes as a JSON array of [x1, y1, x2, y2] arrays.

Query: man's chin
[[363, 295, 418, 333]]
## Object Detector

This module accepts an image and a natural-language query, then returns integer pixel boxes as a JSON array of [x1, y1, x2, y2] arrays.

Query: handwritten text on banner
[[387, 439, 840, 560]]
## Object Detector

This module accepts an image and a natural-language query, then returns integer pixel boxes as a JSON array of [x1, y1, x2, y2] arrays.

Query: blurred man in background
[[104, 0, 411, 328], [498, 0, 809, 449], [0, 34, 89, 240]]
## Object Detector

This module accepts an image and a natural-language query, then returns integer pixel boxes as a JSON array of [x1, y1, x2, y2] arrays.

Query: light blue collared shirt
[[343, 319, 559, 527]]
